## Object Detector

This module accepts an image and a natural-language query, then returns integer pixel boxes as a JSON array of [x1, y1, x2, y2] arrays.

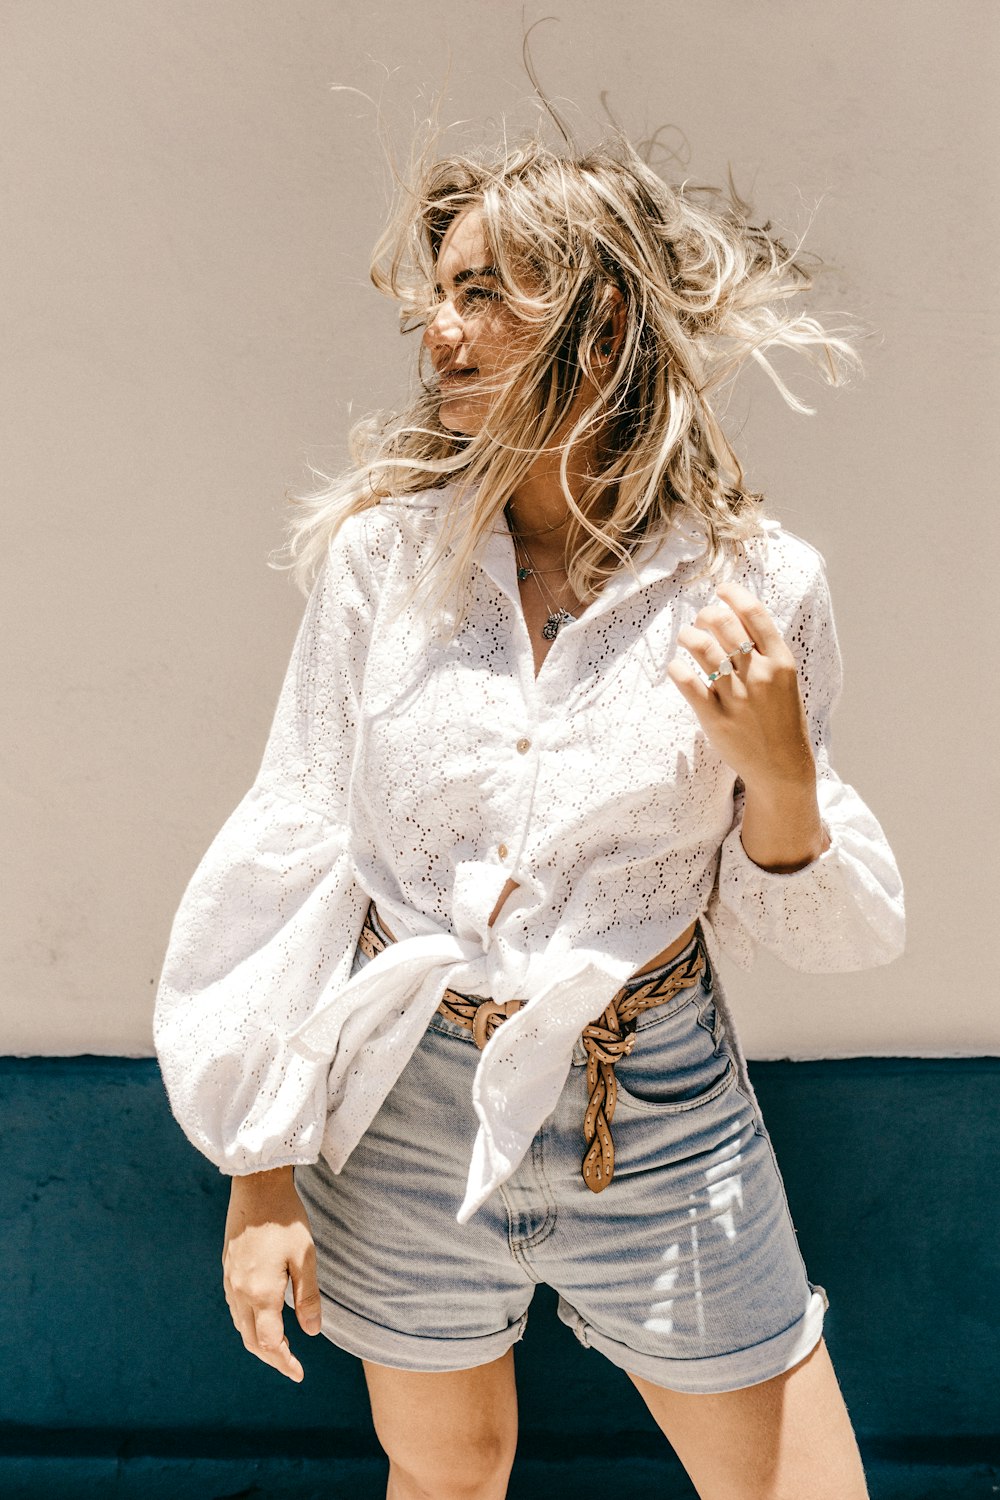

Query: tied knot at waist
[[360, 904, 710, 1195], [469, 999, 525, 1050]]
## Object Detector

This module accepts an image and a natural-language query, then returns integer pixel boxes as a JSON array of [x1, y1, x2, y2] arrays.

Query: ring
[[707, 639, 755, 684]]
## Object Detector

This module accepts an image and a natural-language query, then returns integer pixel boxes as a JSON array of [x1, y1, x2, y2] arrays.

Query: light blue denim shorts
[[294, 913, 828, 1394]]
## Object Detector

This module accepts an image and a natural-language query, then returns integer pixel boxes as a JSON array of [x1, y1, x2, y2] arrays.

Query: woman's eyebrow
[[433, 265, 499, 295]]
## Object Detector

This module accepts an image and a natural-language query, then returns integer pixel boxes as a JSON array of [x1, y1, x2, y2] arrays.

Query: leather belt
[[359, 905, 707, 1194]]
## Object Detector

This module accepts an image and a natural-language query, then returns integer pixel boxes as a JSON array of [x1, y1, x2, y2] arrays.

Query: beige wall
[[3, 1, 997, 1056]]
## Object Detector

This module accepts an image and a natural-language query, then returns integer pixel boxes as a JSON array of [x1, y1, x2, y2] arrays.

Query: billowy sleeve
[[705, 548, 905, 973], [153, 527, 374, 1173]]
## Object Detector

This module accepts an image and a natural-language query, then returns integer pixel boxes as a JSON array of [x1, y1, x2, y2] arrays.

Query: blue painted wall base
[[1, 1452, 999, 1500], [1, 1057, 997, 1496]]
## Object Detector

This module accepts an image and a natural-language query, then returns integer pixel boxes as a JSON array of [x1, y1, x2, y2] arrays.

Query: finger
[[692, 600, 748, 650], [252, 1300, 305, 1383], [290, 1246, 323, 1337], [233, 1294, 301, 1381], [223, 1271, 247, 1333], [692, 601, 756, 673], [677, 624, 732, 684], [233, 1301, 299, 1382], [233, 1307, 259, 1355], [713, 581, 784, 656], [667, 654, 716, 712]]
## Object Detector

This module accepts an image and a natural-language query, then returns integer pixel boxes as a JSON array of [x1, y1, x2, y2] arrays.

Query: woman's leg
[[630, 1336, 868, 1500], [363, 1351, 518, 1500]]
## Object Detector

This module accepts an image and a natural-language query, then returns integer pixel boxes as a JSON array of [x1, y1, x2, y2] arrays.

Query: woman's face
[[423, 207, 528, 435]]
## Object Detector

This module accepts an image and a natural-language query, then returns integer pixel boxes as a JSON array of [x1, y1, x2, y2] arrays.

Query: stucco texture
[[2, 1, 997, 1055]]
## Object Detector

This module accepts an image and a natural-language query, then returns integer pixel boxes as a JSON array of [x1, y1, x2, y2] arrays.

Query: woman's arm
[[154, 513, 388, 1173], [694, 579, 832, 873], [222, 1167, 321, 1383], [154, 516, 390, 1377], [667, 560, 904, 971], [739, 778, 830, 873]]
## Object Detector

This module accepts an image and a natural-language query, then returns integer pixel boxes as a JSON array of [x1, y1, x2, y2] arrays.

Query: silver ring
[[707, 640, 755, 684]]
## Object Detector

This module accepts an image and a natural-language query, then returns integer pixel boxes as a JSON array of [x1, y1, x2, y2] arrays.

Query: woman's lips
[[439, 368, 479, 391]]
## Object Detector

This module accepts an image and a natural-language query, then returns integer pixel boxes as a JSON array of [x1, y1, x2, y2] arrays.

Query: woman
[[155, 135, 904, 1499]]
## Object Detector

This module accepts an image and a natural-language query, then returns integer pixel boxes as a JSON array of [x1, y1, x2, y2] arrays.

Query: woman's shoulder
[[713, 519, 837, 641], [327, 486, 452, 574], [728, 519, 831, 601], [736, 517, 828, 576], [338, 487, 452, 548]]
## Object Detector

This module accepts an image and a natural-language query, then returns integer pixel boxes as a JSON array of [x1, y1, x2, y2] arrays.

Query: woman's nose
[[423, 298, 464, 351]]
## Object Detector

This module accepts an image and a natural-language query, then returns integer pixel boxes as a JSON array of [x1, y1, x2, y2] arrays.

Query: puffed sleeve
[[705, 543, 905, 972], [153, 521, 375, 1173]]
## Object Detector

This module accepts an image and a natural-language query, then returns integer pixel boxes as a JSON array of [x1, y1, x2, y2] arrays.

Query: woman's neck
[[502, 368, 620, 566], [505, 449, 592, 569]]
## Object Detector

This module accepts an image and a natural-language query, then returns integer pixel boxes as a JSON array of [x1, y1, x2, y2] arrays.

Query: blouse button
[[497, 843, 509, 860], [516, 737, 531, 754]]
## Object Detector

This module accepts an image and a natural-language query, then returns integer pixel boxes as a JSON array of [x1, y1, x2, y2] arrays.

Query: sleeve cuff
[[732, 819, 837, 881], [711, 780, 905, 972]]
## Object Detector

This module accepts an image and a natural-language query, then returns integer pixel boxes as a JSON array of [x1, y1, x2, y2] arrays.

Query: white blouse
[[154, 489, 905, 1223]]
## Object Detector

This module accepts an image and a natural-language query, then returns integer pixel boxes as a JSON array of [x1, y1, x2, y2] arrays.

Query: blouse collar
[[478, 505, 713, 623]]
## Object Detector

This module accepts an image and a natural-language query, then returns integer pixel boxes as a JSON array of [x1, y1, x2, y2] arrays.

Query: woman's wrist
[[231, 1165, 297, 1199], [738, 774, 830, 873]]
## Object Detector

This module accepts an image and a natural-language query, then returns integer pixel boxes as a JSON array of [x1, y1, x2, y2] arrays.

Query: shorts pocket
[[613, 988, 737, 1114]]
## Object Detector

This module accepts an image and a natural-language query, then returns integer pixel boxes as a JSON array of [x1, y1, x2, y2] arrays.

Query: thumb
[[290, 1245, 323, 1337]]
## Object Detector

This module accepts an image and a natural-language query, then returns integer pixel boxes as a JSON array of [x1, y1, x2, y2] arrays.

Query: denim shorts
[[293, 915, 828, 1394]]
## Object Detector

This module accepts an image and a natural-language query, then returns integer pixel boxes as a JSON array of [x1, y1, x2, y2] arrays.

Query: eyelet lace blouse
[[154, 489, 905, 1223]]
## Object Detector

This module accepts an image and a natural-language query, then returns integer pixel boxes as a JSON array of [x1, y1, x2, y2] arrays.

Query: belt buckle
[[471, 999, 522, 1050]]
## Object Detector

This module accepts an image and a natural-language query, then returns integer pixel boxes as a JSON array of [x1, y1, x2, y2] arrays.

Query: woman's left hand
[[667, 580, 817, 795]]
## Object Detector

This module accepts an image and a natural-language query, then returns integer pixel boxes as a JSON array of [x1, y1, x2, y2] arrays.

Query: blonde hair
[[271, 132, 859, 607]]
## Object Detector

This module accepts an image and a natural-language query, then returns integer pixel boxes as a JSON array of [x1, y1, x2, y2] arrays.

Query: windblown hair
[[271, 132, 859, 609]]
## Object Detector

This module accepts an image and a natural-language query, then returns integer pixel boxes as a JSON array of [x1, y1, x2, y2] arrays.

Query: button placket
[[489, 723, 541, 889], [486, 617, 542, 903]]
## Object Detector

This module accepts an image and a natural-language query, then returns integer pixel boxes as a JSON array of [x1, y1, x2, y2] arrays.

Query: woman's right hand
[[222, 1165, 322, 1382]]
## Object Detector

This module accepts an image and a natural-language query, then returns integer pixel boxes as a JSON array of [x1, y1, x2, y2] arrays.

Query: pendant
[[542, 609, 575, 640], [517, 566, 532, 581]]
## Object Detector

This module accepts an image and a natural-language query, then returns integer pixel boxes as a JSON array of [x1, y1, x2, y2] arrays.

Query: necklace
[[511, 530, 576, 641]]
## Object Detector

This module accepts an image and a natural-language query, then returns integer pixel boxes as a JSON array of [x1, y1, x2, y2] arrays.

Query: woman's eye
[[459, 285, 501, 308]]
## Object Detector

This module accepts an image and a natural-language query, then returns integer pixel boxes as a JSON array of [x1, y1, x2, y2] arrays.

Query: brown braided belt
[[359, 904, 708, 1195]]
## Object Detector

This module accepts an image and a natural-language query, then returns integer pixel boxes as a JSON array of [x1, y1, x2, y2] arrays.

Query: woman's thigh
[[631, 1337, 869, 1500], [363, 1350, 518, 1499]]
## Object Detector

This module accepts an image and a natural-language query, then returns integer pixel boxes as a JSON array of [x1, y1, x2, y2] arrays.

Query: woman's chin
[[438, 397, 485, 436]]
